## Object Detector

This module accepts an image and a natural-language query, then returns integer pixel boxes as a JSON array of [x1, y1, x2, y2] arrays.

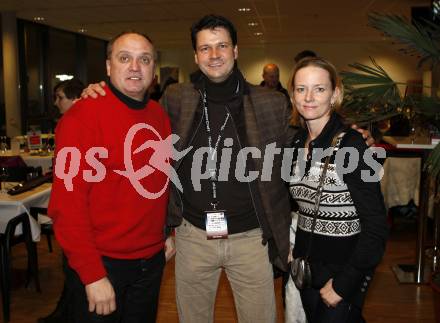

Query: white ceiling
[[0, 0, 431, 48]]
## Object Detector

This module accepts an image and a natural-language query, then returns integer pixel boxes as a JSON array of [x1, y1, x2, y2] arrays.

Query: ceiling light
[[238, 8, 251, 12], [55, 74, 74, 81], [33, 16, 45, 22], [78, 28, 87, 33], [254, 32, 263, 36], [248, 22, 258, 27]]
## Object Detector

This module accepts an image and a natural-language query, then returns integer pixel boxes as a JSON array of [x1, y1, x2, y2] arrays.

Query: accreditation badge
[[205, 210, 228, 239]]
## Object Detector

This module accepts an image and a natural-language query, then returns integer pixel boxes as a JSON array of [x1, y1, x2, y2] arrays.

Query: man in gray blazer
[[161, 15, 292, 323]]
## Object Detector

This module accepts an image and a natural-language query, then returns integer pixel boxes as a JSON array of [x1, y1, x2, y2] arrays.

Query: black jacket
[[291, 113, 389, 307]]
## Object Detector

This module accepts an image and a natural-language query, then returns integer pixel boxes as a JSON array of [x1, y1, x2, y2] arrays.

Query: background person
[[148, 75, 162, 101], [294, 50, 317, 64], [287, 56, 388, 322], [260, 63, 291, 108], [53, 79, 85, 115]]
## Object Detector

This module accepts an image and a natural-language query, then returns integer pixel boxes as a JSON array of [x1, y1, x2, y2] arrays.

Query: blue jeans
[[300, 287, 365, 323], [65, 250, 165, 323]]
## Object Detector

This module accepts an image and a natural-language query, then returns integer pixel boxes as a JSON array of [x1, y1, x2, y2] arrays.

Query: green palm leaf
[[343, 110, 400, 127], [341, 58, 403, 115], [411, 96, 440, 116], [368, 13, 440, 68], [343, 13, 440, 179]]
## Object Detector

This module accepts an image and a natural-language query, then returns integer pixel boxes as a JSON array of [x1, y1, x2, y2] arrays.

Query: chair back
[[3, 213, 31, 251], [0, 212, 40, 322]]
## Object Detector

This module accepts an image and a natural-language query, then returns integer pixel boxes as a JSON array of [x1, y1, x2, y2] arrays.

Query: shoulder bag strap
[[305, 131, 345, 260]]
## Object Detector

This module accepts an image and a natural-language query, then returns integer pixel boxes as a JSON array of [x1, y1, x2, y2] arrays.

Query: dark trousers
[[65, 250, 165, 323], [300, 287, 365, 323]]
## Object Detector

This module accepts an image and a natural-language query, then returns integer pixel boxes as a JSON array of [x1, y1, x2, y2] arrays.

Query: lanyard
[[202, 91, 230, 210]]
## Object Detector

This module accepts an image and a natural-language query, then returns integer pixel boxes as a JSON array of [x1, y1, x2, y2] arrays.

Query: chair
[[0, 213, 41, 322], [30, 207, 53, 252]]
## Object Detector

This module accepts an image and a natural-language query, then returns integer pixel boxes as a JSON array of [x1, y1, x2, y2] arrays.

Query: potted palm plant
[[341, 13, 440, 176]]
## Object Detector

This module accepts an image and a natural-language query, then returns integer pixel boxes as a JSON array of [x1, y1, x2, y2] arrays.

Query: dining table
[[0, 182, 52, 241], [381, 136, 436, 284]]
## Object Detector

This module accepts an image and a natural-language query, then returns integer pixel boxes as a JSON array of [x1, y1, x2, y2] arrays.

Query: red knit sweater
[[49, 86, 171, 284]]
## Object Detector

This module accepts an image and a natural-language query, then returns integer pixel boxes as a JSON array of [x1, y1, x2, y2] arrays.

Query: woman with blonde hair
[[286, 57, 388, 322]]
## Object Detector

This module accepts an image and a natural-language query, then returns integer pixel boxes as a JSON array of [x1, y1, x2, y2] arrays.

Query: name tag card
[[205, 210, 228, 239]]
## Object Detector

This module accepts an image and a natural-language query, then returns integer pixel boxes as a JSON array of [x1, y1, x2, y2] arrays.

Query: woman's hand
[[320, 278, 342, 308]]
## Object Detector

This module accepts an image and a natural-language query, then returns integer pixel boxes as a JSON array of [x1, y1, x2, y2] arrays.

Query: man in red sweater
[[48, 32, 173, 323]]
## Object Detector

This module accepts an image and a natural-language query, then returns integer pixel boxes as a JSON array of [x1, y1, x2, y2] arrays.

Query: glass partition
[[87, 37, 107, 83], [0, 18, 5, 136], [17, 20, 107, 133]]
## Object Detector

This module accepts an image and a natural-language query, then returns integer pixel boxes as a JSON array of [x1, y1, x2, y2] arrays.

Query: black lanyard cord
[[202, 91, 230, 209]]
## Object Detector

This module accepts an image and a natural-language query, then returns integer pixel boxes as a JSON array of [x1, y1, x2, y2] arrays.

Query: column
[[2, 11, 21, 136]]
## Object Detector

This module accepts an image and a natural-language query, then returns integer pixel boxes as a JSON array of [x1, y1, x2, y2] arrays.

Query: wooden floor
[[4, 217, 439, 323]]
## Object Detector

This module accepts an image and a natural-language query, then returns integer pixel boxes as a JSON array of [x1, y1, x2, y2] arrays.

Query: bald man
[[49, 31, 172, 323], [260, 63, 291, 108]]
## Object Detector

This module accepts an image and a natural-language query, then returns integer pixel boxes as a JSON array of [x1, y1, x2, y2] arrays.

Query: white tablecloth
[[380, 138, 436, 216], [21, 154, 53, 174], [0, 183, 52, 241], [380, 157, 421, 209]]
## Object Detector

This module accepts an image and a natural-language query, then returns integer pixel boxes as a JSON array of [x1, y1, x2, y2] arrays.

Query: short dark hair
[[54, 78, 85, 100], [106, 31, 155, 59], [294, 50, 317, 63], [190, 15, 237, 50]]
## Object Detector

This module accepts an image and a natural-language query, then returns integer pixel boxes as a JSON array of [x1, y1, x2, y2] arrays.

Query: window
[[0, 18, 5, 135], [21, 22, 45, 119], [87, 37, 107, 83], [17, 20, 108, 133]]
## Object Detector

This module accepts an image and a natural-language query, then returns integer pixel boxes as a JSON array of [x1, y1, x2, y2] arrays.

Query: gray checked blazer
[[161, 79, 296, 271]]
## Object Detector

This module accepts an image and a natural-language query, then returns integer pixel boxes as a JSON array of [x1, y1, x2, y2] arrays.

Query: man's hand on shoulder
[[351, 124, 375, 147], [81, 81, 107, 99], [85, 276, 116, 315]]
